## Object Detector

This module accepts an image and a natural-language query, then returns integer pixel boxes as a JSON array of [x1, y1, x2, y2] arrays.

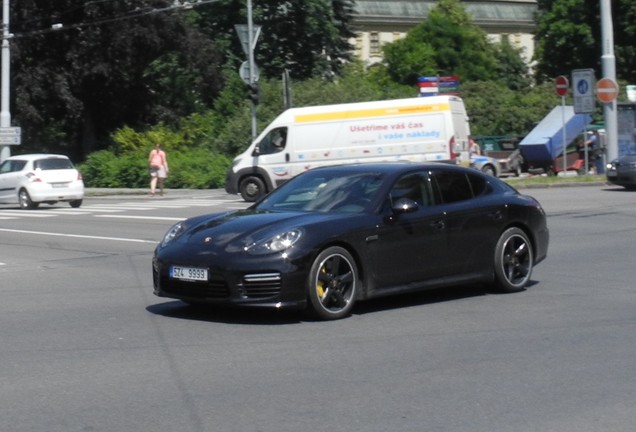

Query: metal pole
[[562, 97, 567, 174], [247, 0, 256, 141], [1, 0, 11, 160], [600, 0, 617, 163]]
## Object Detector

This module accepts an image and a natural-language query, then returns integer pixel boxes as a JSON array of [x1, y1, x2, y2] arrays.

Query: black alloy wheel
[[307, 246, 358, 320], [493, 227, 534, 293]]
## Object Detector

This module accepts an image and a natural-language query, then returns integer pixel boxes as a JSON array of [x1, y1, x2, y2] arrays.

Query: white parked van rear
[[226, 96, 471, 201]]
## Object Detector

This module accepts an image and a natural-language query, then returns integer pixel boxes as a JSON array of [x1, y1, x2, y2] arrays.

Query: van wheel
[[240, 176, 266, 202]]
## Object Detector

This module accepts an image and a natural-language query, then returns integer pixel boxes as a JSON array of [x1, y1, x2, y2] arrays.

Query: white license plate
[[52, 183, 68, 188], [170, 266, 208, 282]]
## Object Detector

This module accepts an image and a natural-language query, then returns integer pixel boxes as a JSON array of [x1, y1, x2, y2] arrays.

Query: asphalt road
[[1, 185, 635, 432]]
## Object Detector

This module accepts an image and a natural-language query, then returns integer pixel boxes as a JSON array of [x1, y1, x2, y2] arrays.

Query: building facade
[[351, 0, 538, 66]]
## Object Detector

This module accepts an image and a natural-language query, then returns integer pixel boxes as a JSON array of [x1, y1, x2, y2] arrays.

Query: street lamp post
[[1, 0, 11, 160], [600, 0, 617, 164], [247, 0, 257, 140]]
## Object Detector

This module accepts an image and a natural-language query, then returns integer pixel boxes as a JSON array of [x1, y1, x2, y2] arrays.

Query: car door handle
[[489, 210, 503, 221], [430, 220, 445, 230]]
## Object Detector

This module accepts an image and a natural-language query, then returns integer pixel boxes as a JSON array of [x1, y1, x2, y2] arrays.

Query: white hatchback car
[[0, 154, 84, 209]]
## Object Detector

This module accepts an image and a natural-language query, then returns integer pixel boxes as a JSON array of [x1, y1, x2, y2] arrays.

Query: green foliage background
[[12, 0, 625, 189]]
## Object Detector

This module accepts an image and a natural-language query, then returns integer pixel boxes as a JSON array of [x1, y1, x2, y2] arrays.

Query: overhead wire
[[10, 0, 221, 39]]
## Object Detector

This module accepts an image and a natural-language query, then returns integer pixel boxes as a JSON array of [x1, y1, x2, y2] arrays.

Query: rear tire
[[18, 189, 38, 209], [493, 227, 533, 293], [481, 164, 496, 176], [69, 199, 83, 208], [307, 246, 358, 320]]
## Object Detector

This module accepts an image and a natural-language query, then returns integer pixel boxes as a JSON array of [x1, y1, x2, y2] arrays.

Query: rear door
[[429, 169, 505, 275]]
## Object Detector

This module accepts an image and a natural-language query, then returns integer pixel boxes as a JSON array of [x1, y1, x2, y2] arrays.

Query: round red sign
[[555, 75, 569, 97], [596, 78, 619, 103]]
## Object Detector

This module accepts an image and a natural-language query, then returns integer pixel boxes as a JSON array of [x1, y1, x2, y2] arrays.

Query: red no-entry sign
[[596, 78, 619, 103], [555, 75, 569, 97]]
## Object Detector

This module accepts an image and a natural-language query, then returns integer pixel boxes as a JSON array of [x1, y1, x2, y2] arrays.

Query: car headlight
[[245, 229, 302, 255], [161, 221, 186, 247]]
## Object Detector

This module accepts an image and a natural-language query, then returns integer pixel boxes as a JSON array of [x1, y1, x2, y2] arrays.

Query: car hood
[[165, 209, 358, 253], [615, 154, 636, 164]]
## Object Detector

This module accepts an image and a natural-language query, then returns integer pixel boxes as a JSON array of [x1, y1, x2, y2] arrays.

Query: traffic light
[[247, 83, 259, 105]]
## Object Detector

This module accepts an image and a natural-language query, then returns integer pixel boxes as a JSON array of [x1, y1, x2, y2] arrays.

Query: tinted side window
[[466, 172, 490, 197], [388, 172, 433, 207], [432, 171, 472, 204]]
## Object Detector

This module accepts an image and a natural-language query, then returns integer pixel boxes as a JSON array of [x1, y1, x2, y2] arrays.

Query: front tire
[[307, 246, 358, 320], [493, 227, 534, 293], [18, 189, 38, 209], [239, 176, 266, 202]]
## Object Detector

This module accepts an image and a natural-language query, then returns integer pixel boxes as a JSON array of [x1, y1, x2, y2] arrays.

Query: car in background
[[470, 154, 501, 176], [0, 154, 84, 209], [606, 155, 636, 190], [153, 162, 549, 320]]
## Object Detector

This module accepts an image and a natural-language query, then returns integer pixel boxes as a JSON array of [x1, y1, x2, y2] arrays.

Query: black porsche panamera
[[153, 162, 549, 320]]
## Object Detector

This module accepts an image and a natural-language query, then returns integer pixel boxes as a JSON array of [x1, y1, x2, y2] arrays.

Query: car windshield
[[257, 170, 384, 213], [34, 158, 74, 170]]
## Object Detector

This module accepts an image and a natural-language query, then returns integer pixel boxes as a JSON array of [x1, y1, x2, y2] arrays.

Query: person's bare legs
[[150, 176, 158, 196]]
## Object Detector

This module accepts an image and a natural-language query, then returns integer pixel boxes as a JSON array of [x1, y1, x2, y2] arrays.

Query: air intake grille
[[242, 273, 282, 299]]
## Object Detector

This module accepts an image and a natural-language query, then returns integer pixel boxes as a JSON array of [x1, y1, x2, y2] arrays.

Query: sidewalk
[[85, 188, 225, 198]]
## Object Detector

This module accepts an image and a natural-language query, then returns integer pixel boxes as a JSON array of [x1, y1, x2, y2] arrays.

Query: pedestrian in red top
[[148, 143, 169, 196]]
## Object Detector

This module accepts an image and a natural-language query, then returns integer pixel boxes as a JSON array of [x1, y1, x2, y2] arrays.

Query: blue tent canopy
[[519, 106, 592, 163]]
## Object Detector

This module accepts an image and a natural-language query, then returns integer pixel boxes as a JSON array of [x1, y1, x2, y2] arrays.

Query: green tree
[[462, 81, 558, 136], [198, 0, 355, 80], [11, 1, 223, 159], [493, 36, 532, 90], [534, 0, 636, 84], [381, 0, 498, 86], [534, 0, 598, 81]]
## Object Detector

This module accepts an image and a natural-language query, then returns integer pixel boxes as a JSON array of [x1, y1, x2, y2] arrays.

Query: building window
[[369, 32, 380, 55]]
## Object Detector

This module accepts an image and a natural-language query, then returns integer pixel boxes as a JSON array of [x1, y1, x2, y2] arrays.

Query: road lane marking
[[0, 228, 157, 244], [94, 215, 184, 221], [0, 211, 56, 218]]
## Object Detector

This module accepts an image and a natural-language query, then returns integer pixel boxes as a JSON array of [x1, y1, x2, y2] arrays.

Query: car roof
[[307, 161, 474, 175], [5, 153, 71, 161]]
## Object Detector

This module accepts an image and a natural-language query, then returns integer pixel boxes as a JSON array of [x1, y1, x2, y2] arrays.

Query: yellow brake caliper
[[316, 265, 327, 299]]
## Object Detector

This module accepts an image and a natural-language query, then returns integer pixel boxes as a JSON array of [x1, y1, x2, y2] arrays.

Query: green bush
[[79, 148, 231, 189]]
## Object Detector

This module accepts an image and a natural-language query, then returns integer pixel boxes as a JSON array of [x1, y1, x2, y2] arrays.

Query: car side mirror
[[392, 198, 419, 214], [252, 145, 260, 156]]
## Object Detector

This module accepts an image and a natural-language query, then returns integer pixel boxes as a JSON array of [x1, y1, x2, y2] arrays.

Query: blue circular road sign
[[577, 79, 589, 95]]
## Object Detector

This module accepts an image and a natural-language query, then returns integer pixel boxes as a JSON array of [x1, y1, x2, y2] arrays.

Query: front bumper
[[152, 254, 309, 310], [606, 167, 636, 188]]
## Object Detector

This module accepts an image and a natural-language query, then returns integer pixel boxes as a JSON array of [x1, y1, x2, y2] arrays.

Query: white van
[[225, 95, 472, 201]]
